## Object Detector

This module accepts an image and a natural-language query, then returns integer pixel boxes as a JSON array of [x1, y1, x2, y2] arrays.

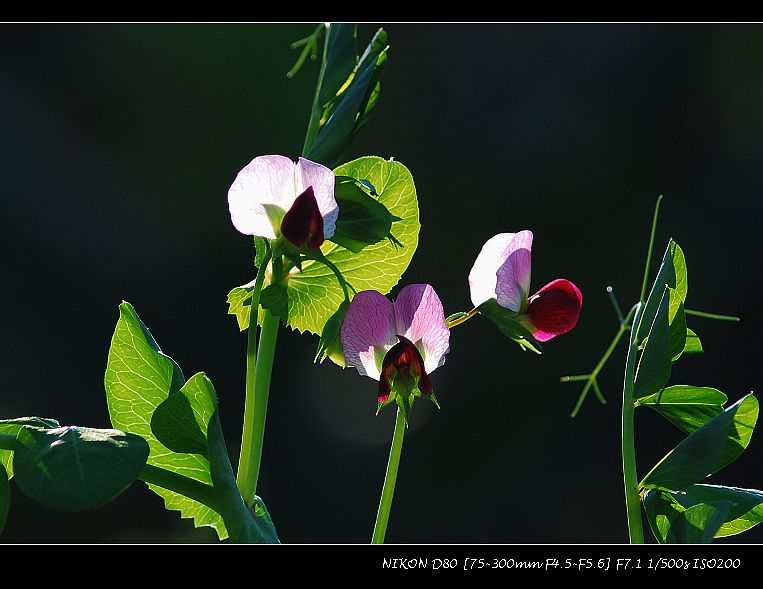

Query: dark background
[[1, 23, 761, 544]]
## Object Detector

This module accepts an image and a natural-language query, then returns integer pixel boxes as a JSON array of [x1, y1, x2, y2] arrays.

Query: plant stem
[[139, 464, 218, 511], [242, 309, 280, 505], [684, 309, 740, 322], [236, 250, 272, 504], [621, 302, 645, 544], [302, 23, 330, 157], [566, 303, 638, 417], [639, 195, 663, 303], [371, 407, 407, 544], [447, 308, 479, 329]]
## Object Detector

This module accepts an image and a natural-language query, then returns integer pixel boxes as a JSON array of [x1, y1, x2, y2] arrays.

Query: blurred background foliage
[[0, 23, 761, 543]]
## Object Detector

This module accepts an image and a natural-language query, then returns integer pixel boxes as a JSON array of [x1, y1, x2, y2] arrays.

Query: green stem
[[621, 302, 645, 544], [607, 286, 625, 324], [301, 23, 330, 156], [139, 464, 218, 511], [639, 195, 663, 303], [446, 307, 479, 329], [684, 309, 740, 322], [241, 309, 280, 505], [0, 434, 16, 451], [371, 407, 407, 544], [236, 250, 272, 503], [566, 304, 638, 417]]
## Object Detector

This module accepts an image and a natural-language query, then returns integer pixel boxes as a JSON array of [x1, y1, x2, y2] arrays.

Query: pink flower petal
[[494, 230, 533, 312], [393, 284, 450, 375], [340, 290, 397, 380], [468, 233, 516, 308], [227, 155, 297, 237], [525, 278, 582, 342], [296, 157, 338, 240]]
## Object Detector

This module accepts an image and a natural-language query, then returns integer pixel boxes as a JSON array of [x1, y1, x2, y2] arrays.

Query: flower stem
[[371, 407, 407, 544], [446, 308, 479, 329], [639, 195, 663, 303], [684, 308, 740, 322], [236, 250, 272, 505], [621, 302, 645, 544]]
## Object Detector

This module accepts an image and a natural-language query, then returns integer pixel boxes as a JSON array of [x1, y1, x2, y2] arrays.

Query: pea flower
[[227, 155, 338, 249], [340, 284, 450, 420], [468, 231, 582, 342]]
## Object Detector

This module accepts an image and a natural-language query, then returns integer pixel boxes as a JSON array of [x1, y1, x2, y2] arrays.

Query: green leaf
[[316, 24, 358, 108], [640, 394, 757, 492], [678, 484, 763, 537], [638, 385, 727, 433], [637, 240, 687, 342], [105, 301, 227, 538], [643, 489, 730, 544], [175, 373, 280, 543], [684, 328, 703, 354], [633, 286, 673, 399], [227, 283, 258, 332], [151, 378, 217, 458], [329, 176, 397, 253], [271, 157, 419, 336], [668, 289, 687, 362], [307, 31, 388, 167], [315, 299, 349, 365], [477, 299, 542, 353], [260, 281, 289, 324], [0, 417, 60, 479], [13, 426, 149, 511], [0, 464, 8, 535]]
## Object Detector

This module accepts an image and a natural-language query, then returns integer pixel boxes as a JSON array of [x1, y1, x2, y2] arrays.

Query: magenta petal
[[525, 279, 582, 342], [392, 284, 450, 375], [296, 157, 338, 240], [495, 230, 533, 312], [280, 186, 325, 249], [340, 291, 397, 380], [378, 335, 432, 403]]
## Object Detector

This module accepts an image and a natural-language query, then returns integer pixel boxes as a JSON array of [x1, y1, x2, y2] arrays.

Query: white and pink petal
[[393, 284, 450, 375], [340, 290, 397, 380]]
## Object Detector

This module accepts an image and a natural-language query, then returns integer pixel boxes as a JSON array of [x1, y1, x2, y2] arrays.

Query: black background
[[0, 23, 761, 544]]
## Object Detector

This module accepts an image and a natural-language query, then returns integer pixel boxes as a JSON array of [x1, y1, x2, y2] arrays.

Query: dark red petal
[[280, 186, 325, 250], [525, 278, 582, 342], [377, 335, 431, 402]]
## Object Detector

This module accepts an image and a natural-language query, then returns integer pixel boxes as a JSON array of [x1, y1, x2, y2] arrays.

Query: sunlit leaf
[[678, 484, 763, 538], [633, 287, 672, 399], [0, 417, 60, 479], [637, 240, 687, 342], [638, 385, 727, 433]]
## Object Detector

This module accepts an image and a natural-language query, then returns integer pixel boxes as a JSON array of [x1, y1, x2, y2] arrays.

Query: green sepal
[[478, 299, 542, 354], [315, 299, 349, 364], [254, 236, 271, 268]]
